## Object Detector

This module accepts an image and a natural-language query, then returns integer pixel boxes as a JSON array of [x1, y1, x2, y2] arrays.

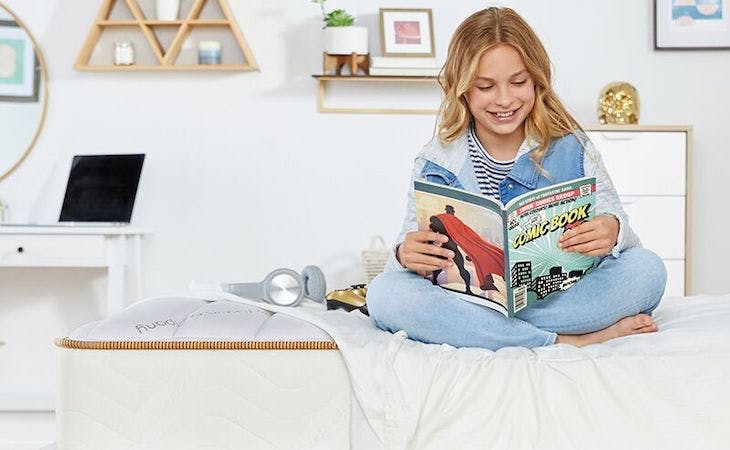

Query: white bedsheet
[[200, 293, 730, 450]]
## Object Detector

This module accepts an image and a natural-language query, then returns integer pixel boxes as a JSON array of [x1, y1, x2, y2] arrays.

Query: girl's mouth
[[489, 107, 520, 122]]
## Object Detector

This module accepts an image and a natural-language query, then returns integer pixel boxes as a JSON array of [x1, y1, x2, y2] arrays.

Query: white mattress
[[57, 294, 730, 450], [57, 299, 352, 450]]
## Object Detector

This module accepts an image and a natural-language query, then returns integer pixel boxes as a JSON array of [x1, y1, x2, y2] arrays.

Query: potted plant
[[311, 0, 368, 55]]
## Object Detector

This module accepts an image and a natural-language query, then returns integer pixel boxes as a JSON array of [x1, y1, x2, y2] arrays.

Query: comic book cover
[[413, 177, 596, 317], [505, 177, 596, 315]]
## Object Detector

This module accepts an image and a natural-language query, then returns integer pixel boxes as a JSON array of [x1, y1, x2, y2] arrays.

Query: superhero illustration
[[429, 205, 505, 296]]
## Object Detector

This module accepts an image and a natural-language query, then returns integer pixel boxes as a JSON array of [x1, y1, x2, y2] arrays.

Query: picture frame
[[379, 8, 435, 57], [654, 0, 730, 49], [0, 20, 40, 101]]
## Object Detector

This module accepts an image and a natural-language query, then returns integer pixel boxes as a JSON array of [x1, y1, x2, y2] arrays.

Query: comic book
[[413, 177, 597, 317]]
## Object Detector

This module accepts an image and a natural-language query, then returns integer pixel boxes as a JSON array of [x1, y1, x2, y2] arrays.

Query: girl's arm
[[385, 156, 455, 274], [384, 157, 427, 272]]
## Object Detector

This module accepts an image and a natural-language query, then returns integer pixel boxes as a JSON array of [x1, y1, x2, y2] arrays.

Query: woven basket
[[361, 235, 389, 283]]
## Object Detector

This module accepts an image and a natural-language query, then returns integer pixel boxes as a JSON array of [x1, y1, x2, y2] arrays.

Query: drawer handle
[[16, 246, 24, 253], [600, 132, 637, 141]]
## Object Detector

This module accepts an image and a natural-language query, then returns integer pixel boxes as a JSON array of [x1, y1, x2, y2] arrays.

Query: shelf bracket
[[313, 75, 440, 115]]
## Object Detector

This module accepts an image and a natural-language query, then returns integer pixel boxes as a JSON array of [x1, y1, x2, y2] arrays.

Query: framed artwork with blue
[[655, 0, 730, 49], [0, 19, 39, 101]]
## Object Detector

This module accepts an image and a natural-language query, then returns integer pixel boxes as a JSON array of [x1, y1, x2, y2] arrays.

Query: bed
[[56, 293, 730, 449]]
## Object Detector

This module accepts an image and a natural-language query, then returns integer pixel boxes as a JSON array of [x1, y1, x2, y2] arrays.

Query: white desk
[[0, 226, 149, 315]]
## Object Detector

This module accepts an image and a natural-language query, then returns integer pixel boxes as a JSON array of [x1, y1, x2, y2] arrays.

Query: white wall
[[1, 0, 728, 443], [2, 0, 725, 297]]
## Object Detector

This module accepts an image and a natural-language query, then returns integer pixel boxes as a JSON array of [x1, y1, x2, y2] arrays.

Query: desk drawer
[[0, 235, 105, 262]]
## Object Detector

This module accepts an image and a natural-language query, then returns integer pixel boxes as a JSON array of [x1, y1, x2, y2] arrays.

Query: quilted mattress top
[[64, 297, 334, 346]]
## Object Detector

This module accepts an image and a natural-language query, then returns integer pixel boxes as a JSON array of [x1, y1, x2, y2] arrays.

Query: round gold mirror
[[0, 3, 48, 181]]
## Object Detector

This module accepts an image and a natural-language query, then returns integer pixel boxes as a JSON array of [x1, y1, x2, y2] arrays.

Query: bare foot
[[555, 314, 658, 347]]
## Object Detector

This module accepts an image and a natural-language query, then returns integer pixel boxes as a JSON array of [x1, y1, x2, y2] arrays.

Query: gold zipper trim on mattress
[[55, 338, 338, 351]]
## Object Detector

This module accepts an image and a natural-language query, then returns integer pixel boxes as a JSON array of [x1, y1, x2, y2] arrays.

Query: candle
[[114, 41, 135, 65], [198, 41, 222, 65]]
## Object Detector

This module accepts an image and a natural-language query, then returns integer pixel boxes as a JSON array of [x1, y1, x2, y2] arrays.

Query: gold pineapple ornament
[[597, 82, 639, 125]]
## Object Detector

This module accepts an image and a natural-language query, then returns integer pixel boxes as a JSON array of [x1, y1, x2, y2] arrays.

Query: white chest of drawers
[[585, 126, 690, 297]]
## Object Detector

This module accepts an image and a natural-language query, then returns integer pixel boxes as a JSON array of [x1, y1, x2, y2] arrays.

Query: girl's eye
[[512, 80, 527, 86], [477, 86, 493, 91]]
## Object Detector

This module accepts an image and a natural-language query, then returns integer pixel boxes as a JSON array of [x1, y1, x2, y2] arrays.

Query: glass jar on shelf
[[114, 41, 135, 65]]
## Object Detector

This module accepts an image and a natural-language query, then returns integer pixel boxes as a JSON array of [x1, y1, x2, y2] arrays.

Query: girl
[[366, 7, 667, 351]]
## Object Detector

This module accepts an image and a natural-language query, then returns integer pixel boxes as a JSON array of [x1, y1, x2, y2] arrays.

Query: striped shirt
[[467, 126, 515, 199]]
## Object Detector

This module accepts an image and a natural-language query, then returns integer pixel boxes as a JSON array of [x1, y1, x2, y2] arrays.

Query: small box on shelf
[[368, 66, 440, 76], [369, 56, 438, 68], [368, 55, 441, 76]]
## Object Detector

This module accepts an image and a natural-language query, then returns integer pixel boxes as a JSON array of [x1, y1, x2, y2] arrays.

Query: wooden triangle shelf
[[75, 0, 258, 71]]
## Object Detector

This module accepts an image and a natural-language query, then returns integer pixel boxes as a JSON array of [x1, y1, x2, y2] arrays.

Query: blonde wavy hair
[[437, 7, 583, 166]]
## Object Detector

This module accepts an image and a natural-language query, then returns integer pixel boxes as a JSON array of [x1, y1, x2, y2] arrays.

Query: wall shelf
[[312, 74, 441, 115], [75, 0, 258, 72]]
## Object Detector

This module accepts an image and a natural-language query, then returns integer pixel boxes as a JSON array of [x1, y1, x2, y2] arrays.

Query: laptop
[[3, 154, 145, 227], [58, 154, 145, 225]]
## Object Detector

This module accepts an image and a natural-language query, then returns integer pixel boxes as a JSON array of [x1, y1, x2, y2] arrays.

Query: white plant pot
[[324, 26, 368, 55], [156, 0, 180, 21]]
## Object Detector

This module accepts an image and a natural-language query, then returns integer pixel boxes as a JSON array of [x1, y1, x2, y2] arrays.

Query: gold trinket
[[597, 82, 639, 125]]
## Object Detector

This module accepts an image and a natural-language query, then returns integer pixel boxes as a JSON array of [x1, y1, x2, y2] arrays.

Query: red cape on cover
[[434, 213, 505, 286]]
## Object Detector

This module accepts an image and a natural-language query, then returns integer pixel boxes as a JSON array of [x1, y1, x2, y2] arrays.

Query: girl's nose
[[494, 85, 512, 107]]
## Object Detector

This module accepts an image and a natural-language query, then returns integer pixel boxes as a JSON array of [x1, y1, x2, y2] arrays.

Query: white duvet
[[157, 292, 730, 450], [70, 292, 730, 449]]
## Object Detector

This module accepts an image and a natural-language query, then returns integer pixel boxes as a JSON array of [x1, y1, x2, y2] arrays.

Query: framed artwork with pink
[[379, 8, 435, 57]]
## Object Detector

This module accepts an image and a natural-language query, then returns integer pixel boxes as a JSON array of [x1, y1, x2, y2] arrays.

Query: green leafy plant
[[311, 0, 355, 27]]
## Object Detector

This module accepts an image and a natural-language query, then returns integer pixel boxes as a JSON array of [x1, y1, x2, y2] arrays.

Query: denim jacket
[[385, 131, 641, 272]]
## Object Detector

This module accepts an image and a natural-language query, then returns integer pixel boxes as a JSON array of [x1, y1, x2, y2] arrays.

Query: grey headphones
[[221, 266, 326, 307]]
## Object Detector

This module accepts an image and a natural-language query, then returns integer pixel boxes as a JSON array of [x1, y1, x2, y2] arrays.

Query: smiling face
[[465, 44, 535, 155]]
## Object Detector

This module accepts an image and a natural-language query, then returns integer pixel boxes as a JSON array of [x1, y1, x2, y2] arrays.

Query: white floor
[[0, 411, 54, 450]]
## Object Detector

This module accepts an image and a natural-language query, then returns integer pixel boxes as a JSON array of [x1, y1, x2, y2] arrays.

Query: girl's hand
[[397, 230, 455, 276], [558, 215, 619, 257]]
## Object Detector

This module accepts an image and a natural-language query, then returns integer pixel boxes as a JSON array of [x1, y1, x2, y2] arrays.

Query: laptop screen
[[59, 154, 145, 223]]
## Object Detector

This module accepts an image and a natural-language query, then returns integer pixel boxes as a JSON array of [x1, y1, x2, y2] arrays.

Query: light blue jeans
[[366, 248, 667, 350]]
